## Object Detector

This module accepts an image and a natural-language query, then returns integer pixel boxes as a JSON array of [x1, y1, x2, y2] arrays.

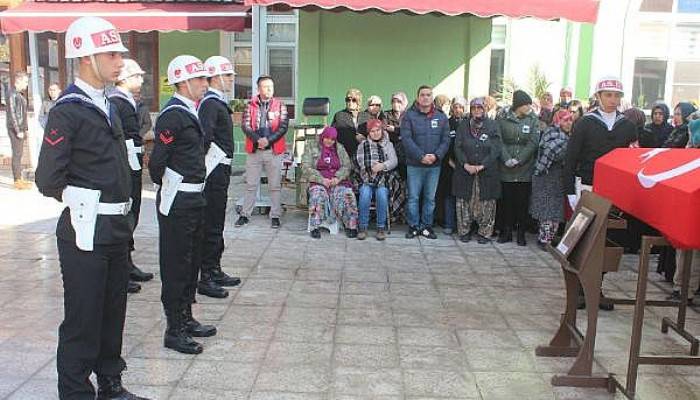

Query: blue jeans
[[406, 165, 441, 229], [443, 194, 456, 230], [358, 184, 389, 230]]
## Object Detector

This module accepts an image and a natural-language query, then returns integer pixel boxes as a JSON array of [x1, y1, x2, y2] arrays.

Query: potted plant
[[229, 99, 247, 126]]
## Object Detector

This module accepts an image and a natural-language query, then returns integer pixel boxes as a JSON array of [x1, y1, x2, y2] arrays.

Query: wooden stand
[[535, 191, 622, 391]]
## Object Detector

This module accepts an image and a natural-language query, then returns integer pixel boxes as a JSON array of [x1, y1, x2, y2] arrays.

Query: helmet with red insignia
[[204, 56, 236, 78], [595, 76, 624, 94], [167, 55, 209, 85], [65, 17, 128, 59]]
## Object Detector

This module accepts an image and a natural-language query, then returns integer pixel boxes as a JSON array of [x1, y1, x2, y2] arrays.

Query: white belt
[[179, 182, 205, 192], [97, 198, 133, 216], [129, 146, 143, 155], [220, 157, 232, 166]]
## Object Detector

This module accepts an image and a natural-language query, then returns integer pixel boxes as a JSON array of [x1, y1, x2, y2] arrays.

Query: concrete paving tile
[[286, 292, 339, 308], [273, 322, 335, 343], [341, 281, 390, 295], [224, 305, 283, 324], [264, 341, 333, 367], [169, 387, 248, 400], [251, 391, 327, 400], [457, 329, 522, 349], [398, 327, 459, 347], [216, 320, 277, 342], [0, 376, 26, 398], [340, 294, 392, 310], [403, 369, 479, 398], [399, 345, 469, 371], [333, 367, 403, 396], [121, 357, 191, 386], [196, 339, 269, 363], [464, 347, 538, 372], [337, 307, 394, 326], [6, 379, 59, 400], [279, 306, 337, 325], [180, 360, 258, 391], [334, 344, 400, 368], [336, 325, 396, 345], [255, 364, 330, 393], [0, 349, 54, 379]]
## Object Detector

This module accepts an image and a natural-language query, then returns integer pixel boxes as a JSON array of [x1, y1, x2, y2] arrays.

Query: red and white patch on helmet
[[90, 29, 121, 48], [185, 62, 205, 74], [208, 66, 216, 74], [174, 69, 182, 78], [220, 63, 233, 72], [597, 79, 623, 92], [72, 37, 82, 49]]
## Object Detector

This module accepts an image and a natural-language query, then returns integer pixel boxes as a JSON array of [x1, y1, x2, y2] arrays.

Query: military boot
[[96, 375, 150, 400], [164, 307, 203, 354], [197, 272, 229, 298], [182, 303, 217, 337], [210, 266, 241, 287]]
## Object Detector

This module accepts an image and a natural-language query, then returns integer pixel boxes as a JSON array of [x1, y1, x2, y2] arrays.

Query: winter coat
[[451, 117, 502, 201], [497, 109, 540, 182], [302, 138, 353, 186], [400, 103, 450, 167], [332, 109, 371, 159]]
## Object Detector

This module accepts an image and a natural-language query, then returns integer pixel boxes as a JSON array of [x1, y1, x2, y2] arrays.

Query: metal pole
[[27, 32, 43, 170]]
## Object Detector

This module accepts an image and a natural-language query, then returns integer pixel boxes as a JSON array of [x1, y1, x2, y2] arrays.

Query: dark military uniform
[[35, 84, 133, 400], [198, 89, 239, 291], [149, 95, 214, 353]]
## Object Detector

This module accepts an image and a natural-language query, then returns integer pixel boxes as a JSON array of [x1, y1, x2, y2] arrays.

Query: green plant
[[497, 76, 517, 105], [636, 94, 646, 109], [528, 64, 552, 101], [229, 98, 247, 112]]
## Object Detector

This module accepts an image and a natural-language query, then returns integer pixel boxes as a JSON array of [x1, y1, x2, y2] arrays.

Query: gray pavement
[[1, 169, 700, 400]]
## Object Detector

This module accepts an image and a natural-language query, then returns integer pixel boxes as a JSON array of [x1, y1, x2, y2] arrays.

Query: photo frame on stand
[[556, 206, 596, 258]]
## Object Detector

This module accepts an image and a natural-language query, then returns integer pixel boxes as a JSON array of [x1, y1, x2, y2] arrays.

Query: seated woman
[[452, 97, 502, 244], [302, 127, 359, 239], [356, 119, 398, 241]]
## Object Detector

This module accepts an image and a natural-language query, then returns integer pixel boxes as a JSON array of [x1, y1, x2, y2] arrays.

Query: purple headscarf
[[317, 127, 341, 179]]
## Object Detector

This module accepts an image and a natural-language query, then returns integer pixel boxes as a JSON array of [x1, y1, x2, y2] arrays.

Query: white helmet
[[167, 55, 208, 85], [595, 76, 624, 94], [117, 59, 145, 82], [204, 56, 236, 77], [65, 17, 128, 59]]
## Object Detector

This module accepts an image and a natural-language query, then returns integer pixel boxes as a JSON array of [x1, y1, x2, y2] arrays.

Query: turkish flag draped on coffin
[[593, 148, 700, 250]]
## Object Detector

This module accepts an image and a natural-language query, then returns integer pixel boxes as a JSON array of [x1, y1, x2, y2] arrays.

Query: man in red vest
[[236, 75, 289, 229]]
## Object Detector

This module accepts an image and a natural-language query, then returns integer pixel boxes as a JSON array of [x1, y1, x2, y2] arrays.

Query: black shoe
[[210, 266, 241, 287], [234, 216, 249, 227], [459, 233, 472, 243], [197, 279, 229, 299], [164, 308, 203, 354], [97, 375, 150, 400], [129, 264, 153, 282], [310, 229, 321, 239], [405, 226, 419, 239], [599, 292, 615, 311], [271, 218, 281, 229], [127, 281, 141, 294], [183, 304, 217, 337], [497, 228, 512, 243], [475, 234, 492, 244], [536, 241, 548, 251], [346, 228, 358, 239], [516, 229, 527, 246], [421, 227, 437, 240]]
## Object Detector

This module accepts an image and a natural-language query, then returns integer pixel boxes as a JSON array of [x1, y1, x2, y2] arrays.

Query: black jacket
[[451, 118, 502, 200], [332, 109, 371, 158], [198, 90, 234, 158], [149, 97, 207, 210], [108, 90, 143, 147], [563, 110, 637, 194], [35, 84, 133, 244], [663, 124, 689, 149], [6, 89, 28, 133]]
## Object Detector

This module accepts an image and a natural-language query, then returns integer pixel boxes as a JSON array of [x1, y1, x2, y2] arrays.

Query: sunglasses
[[345, 97, 358, 103]]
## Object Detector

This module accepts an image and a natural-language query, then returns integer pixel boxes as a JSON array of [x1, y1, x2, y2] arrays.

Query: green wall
[[575, 24, 594, 100], [158, 31, 220, 107], [297, 11, 486, 117]]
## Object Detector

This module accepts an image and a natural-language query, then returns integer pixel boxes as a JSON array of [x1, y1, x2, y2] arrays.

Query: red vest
[[245, 96, 286, 155]]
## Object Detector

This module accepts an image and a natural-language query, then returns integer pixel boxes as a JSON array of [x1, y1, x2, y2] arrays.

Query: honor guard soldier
[[149, 55, 216, 354], [196, 55, 242, 299], [34, 17, 148, 400], [109, 58, 155, 294]]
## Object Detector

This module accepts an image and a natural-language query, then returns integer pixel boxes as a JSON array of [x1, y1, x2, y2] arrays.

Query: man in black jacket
[[6, 71, 29, 189], [109, 59, 154, 293], [34, 16, 148, 400], [196, 55, 241, 299], [149, 55, 216, 354]]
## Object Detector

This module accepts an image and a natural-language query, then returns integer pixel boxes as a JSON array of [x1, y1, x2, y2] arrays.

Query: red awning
[[0, 2, 250, 34], [244, 0, 600, 23]]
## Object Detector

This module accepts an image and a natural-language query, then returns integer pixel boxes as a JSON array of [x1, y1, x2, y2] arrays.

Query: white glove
[[16, 131, 25, 139], [567, 195, 578, 210], [504, 158, 519, 168]]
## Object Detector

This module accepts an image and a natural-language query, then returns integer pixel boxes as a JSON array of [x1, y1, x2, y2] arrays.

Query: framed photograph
[[556, 207, 596, 257]]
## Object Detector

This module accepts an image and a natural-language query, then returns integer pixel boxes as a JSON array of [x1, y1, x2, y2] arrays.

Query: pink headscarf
[[317, 127, 341, 179]]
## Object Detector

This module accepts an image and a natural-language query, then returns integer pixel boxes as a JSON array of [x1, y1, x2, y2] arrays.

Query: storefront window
[[233, 46, 253, 100], [268, 48, 293, 99], [632, 59, 667, 109], [679, 0, 700, 13], [135, 33, 157, 110], [672, 61, 700, 105]]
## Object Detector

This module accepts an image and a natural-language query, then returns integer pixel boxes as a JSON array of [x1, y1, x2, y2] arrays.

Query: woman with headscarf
[[436, 96, 468, 234], [567, 100, 585, 125], [663, 102, 698, 148], [452, 98, 501, 244], [641, 102, 672, 148], [302, 127, 359, 239], [384, 91, 408, 178], [332, 88, 371, 159], [365, 95, 386, 121], [538, 92, 555, 129], [356, 119, 398, 241], [530, 109, 573, 250]]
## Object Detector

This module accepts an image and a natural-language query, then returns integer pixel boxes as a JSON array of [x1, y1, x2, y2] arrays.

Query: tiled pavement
[[1, 172, 700, 400]]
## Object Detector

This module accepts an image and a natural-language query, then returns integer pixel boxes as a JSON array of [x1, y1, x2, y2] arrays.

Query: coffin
[[593, 148, 700, 250]]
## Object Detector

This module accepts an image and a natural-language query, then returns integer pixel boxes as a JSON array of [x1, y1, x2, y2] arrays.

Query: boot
[[96, 375, 150, 400], [516, 228, 527, 246], [164, 307, 203, 354], [497, 227, 512, 243], [197, 272, 229, 299], [129, 254, 153, 282], [210, 266, 241, 287], [182, 303, 217, 337], [127, 281, 141, 294]]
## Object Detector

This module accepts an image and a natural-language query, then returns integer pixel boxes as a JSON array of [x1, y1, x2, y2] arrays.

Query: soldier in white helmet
[[148, 55, 215, 354], [34, 17, 148, 400], [108, 59, 154, 294], [563, 76, 637, 312], [196, 55, 241, 299]]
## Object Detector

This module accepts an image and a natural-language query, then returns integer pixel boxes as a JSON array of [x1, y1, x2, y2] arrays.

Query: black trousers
[[201, 164, 231, 273], [56, 239, 129, 400], [7, 128, 24, 181], [158, 206, 205, 310], [501, 181, 532, 230], [128, 155, 143, 253]]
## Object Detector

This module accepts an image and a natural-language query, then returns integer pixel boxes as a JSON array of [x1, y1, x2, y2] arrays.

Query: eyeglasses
[[345, 97, 357, 103]]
